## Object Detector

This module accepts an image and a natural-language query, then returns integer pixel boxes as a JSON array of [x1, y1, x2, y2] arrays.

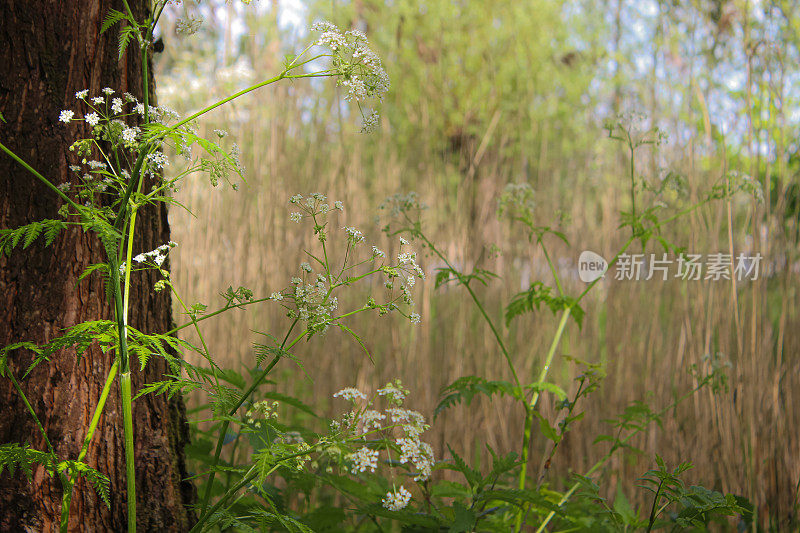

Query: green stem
[[7, 370, 70, 530], [629, 141, 637, 235], [121, 372, 136, 533], [164, 297, 272, 337], [61, 359, 119, 531], [0, 141, 82, 212], [533, 381, 707, 532], [514, 307, 571, 532], [418, 232, 522, 391], [198, 319, 300, 515]]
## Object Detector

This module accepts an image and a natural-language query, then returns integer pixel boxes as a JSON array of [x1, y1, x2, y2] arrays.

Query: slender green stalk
[[417, 232, 522, 391], [0, 141, 82, 212], [198, 319, 300, 515], [533, 381, 708, 532], [161, 67, 329, 140], [514, 307, 571, 532], [7, 371, 70, 530], [164, 297, 272, 337], [121, 372, 136, 532], [79, 362, 120, 464], [61, 359, 119, 530]]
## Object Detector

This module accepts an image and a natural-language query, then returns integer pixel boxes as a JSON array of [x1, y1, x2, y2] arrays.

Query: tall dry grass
[[156, 1, 799, 526]]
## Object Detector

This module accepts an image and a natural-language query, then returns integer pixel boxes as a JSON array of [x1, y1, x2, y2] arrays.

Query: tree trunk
[[0, 1, 195, 530]]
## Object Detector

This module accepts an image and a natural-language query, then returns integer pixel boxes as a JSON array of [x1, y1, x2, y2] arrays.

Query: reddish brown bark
[[0, 1, 195, 530]]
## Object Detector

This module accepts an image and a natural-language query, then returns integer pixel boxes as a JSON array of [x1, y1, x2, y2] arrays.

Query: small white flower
[[91, 96, 105, 105], [359, 409, 386, 431], [300, 262, 312, 273], [146, 151, 169, 169], [399, 237, 409, 246], [59, 110, 74, 123], [111, 98, 123, 114], [75, 90, 88, 99], [121, 127, 138, 145], [85, 112, 100, 127], [213, 129, 228, 138], [102, 87, 114, 95], [333, 387, 367, 401], [334, 201, 344, 210], [343, 226, 365, 245], [345, 446, 379, 474], [372, 246, 385, 259], [382, 486, 412, 511], [133, 253, 146, 263], [134, 103, 145, 116], [290, 212, 303, 223], [361, 111, 380, 133], [270, 292, 284, 301], [398, 252, 416, 265]]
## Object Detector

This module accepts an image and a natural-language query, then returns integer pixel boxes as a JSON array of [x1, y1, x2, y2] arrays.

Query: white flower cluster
[[345, 446, 379, 474], [288, 193, 342, 227], [377, 380, 407, 404], [330, 380, 436, 505], [396, 436, 434, 481], [377, 239, 425, 324], [381, 485, 412, 511], [311, 22, 389, 102], [132, 241, 177, 267], [146, 151, 169, 170], [284, 193, 424, 327], [286, 271, 337, 332], [343, 226, 365, 245], [310, 21, 389, 131], [60, 89, 180, 152], [359, 409, 386, 431], [360, 110, 380, 134], [386, 407, 429, 439], [333, 387, 367, 401]]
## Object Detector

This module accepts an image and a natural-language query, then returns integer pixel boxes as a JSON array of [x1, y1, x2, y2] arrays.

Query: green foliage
[[0, 1, 774, 531], [0, 443, 110, 508], [434, 376, 520, 419], [0, 219, 67, 256], [505, 281, 584, 328]]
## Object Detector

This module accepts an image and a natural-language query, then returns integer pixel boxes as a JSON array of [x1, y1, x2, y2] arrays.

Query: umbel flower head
[[311, 21, 389, 132]]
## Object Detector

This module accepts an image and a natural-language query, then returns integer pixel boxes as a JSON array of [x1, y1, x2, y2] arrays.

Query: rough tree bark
[[0, 1, 195, 530]]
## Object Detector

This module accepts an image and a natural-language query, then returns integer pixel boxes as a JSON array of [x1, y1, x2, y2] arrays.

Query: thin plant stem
[[533, 380, 708, 532], [514, 307, 571, 532], [0, 141, 82, 212], [7, 371, 70, 530], [198, 319, 300, 515], [417, 232, 523, 391], [61, 359, 119, 531], [120, 371, 137, 532]]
